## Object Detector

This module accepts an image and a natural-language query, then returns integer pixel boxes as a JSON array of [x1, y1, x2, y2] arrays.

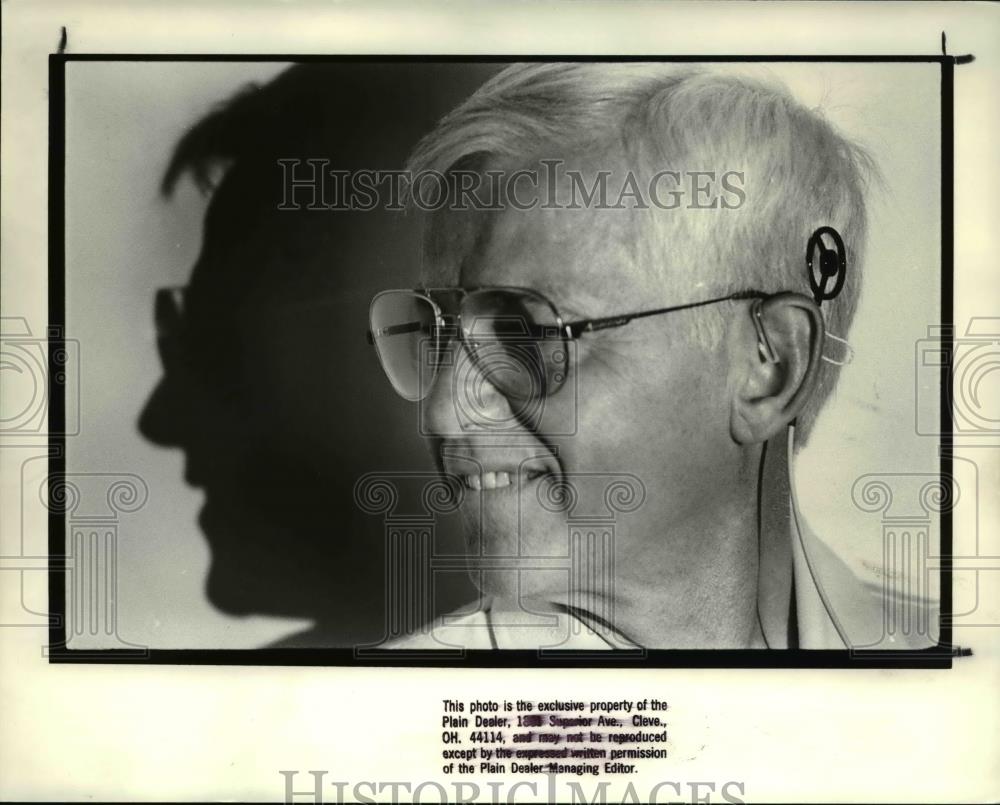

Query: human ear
[[729, 292, 824, 444]]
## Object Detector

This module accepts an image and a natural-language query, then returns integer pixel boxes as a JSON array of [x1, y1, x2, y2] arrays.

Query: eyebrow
[[458, 244, 604, 320], [531, 280, 608, 321]]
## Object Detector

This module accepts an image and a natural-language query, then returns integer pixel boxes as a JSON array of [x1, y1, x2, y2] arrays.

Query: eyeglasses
[[367, 286, 769, 402], [153, 286, 230, 389], [155, 286, 188, 340], [154, 286, 201, 372], [153, 285, 261, 394]]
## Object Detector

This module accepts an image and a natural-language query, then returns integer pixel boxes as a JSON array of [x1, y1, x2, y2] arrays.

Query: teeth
[[464, 471, 511, 491]]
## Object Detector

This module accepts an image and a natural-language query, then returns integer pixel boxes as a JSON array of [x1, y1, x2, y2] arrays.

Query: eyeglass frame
[[367, 285, 774, 401]]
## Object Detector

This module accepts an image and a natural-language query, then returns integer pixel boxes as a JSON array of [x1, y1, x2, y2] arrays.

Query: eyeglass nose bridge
[[422, 312, 483, 386], [414, 311, 472, 404], [154, 286, 188, 338]]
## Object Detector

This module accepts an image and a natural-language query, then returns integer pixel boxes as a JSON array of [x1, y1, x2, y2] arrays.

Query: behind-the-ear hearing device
[[751, 297, 780, 364], [752, 226, 853, 649], [751, 226, 851, 365]]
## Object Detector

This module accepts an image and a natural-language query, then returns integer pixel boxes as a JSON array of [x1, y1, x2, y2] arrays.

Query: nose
[[419, 339, 523, 437], [138, 376, 185, 447]]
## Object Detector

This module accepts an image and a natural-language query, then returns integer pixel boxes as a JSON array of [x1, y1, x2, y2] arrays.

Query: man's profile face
[[421, 178, 758, 629]]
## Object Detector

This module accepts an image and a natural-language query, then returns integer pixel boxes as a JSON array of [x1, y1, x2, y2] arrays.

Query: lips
[[441, 441, 559, 493], [463, 471, 510, 491], [459, 467, 552, 491]]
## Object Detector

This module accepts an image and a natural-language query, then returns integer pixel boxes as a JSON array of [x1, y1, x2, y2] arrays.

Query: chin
[[204, 569, 260, 616], [469, 564, 572, 609]]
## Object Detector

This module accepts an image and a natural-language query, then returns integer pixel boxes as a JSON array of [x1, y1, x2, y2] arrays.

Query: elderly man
[[369, 63, 934, 650]]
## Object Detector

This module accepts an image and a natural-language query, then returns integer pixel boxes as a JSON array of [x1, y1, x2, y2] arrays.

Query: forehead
[[430, 202, 655, 317], [192, 169, 395, 307]]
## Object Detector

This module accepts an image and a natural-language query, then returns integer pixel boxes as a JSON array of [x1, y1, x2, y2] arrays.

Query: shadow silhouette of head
[[139, 63, 497, 644]]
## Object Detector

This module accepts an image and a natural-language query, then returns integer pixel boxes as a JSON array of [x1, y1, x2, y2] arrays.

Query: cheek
[[555, 342, 735, 492]]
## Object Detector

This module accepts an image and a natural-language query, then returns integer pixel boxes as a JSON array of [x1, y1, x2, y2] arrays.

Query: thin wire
[[786, 423, 851, 648], [755, 439, 772, 650], [484, 600, 499, 650]]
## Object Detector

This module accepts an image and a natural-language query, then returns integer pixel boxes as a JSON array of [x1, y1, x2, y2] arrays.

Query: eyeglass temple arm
[[365, 291, 770, 342], [366, 320, 430, 344], [562, 290, 768, 339]]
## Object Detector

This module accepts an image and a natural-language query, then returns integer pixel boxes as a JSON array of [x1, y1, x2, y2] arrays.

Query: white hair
[[406, 62, 878, 442]]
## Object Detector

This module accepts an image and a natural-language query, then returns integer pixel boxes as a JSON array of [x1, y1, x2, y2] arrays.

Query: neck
[[755, 428, 796, 648], [576, 432, 795, 650]]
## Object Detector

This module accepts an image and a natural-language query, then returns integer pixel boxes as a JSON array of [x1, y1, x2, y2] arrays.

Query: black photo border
[[48, 53, 962, 669]]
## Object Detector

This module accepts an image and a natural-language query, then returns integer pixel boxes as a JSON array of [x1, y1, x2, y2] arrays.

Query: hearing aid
[[751, 226, 849, 365], [751, 297, 781, 364]]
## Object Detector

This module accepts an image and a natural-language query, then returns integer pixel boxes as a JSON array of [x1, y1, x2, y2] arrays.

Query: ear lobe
[[730, 293, 824, 445]]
